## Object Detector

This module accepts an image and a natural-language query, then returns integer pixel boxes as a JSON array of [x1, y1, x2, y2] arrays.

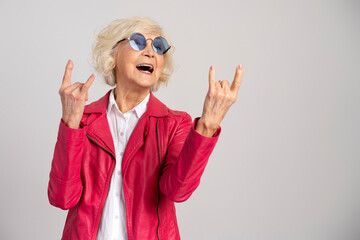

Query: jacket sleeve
[[48, 120, 85, 210], [159, 114, 221, 202]]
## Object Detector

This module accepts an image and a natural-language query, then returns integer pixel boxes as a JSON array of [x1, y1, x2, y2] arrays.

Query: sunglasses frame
[[113, 33, 171, 55]]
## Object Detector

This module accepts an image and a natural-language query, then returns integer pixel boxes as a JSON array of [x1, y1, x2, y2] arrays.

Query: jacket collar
[[84, 89, 168, 117], [84, 89, 169, 161]]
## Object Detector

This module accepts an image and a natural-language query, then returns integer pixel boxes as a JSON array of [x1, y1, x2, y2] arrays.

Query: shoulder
[[148, 93, 192, 124], [83, 90, 111, 114], [79, 90, 112, 127], [160, 106, 193, 137], [166, 108, 192, 124]]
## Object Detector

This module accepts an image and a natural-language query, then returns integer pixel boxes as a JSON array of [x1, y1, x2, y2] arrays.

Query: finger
[[220, 80, 230, 89], [63, 82, 82, 94], [214, 81, 221, 91], [80, 74, 95, 96], [62, 59, 73, 88], [70, 84, 83, 96], [230, 64, 243, 93], [208, 66, 215, 91]]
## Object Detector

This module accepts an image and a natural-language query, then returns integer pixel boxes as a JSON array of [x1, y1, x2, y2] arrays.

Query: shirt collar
[[107, 88, 150, 119]]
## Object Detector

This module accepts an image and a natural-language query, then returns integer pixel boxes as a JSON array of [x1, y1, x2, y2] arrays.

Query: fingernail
[[239, 64, 243, 70], [210, 66, 214, 70]]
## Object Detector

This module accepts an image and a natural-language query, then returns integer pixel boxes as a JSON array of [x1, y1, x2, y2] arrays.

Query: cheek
[[157, 58, 165, 76]]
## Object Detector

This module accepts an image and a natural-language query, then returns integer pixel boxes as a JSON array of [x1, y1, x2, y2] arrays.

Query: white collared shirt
[[97, 89, 150, 240]]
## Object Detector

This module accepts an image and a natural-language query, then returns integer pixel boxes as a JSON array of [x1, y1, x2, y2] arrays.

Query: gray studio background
[[0, 0, 359, 239]]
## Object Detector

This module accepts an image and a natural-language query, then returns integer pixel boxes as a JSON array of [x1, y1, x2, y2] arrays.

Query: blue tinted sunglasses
[[114, 33, 171, 55]]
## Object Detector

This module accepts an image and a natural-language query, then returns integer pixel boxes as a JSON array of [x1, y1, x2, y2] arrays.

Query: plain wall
[[0, 0, 359, 239]]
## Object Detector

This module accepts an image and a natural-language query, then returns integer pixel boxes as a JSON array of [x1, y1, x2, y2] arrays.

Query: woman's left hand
[[196, 65, 243, 137]]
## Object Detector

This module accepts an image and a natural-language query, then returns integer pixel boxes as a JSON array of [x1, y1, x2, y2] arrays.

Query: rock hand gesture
[[196, 65, 243, 137], [59, 60, 95, 129]]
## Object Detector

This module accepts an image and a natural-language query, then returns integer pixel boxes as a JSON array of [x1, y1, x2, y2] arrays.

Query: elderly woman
[[48, 17, 243, 240]]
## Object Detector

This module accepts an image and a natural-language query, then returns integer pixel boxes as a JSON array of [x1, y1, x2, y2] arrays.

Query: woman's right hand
[[59, 60, 95, 129]]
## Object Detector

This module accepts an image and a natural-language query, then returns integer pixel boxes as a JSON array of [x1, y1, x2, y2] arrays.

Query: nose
[[142, 39, 155, 58]]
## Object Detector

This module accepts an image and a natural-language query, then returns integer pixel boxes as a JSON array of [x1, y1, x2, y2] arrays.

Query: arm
[[48, 120, 85, 209], [160, 64, 243, 202], [159, 114, 220, 202], [48, 60, 94, 209]]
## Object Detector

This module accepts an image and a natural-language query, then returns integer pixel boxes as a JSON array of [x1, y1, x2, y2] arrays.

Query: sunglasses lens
[[153, 37, 169, 55], [129, 33, 146, 51], [128, 33, 170, 55]]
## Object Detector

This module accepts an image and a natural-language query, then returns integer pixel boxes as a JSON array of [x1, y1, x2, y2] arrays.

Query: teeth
[[136, 64, 154, 73], [137, 64, 153, 69]]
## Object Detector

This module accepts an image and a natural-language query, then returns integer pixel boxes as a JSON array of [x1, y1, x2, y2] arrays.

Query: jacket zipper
[[86, 134, 115, 159], [156, 120, 162, 240], [86, 133, 116, 240]]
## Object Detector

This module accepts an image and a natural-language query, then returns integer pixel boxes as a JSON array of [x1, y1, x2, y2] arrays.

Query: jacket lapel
[[121, 93, 168, 176], [84, 90, 116, 157], [84, 90, 169, 175], [121, 113, 148, 176], [86, 114, 116, 158]]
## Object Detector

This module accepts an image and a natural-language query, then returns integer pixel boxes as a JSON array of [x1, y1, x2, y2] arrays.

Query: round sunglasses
[[113, 33, 171, 55]]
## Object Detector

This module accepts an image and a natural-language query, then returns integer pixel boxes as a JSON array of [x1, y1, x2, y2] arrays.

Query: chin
[[135, 80, 157, 90]]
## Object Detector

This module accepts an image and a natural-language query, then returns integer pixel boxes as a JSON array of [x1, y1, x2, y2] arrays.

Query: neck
[[113, 85, 150, 113]]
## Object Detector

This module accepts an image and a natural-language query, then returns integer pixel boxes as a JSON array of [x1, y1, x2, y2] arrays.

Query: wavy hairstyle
[[91, 17, 174, 91]]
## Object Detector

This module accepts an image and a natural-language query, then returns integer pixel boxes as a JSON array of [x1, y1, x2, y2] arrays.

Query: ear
[[111, 48, 119, 71], [113, 48, 119, 65], [111, 53, 118, 84]]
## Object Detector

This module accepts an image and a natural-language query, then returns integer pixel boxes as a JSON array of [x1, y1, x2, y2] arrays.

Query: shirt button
[[117, 170, 121, 176], [120, 132, 124, 137], [115, 215, 119, 219], [116, 192, 120, 197]]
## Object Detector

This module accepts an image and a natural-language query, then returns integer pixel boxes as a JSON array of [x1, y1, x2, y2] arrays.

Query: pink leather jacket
[[48, 91, 220, 240]]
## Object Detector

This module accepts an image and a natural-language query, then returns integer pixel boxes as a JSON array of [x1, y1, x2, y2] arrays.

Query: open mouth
[[136, 64, 154, 74]]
